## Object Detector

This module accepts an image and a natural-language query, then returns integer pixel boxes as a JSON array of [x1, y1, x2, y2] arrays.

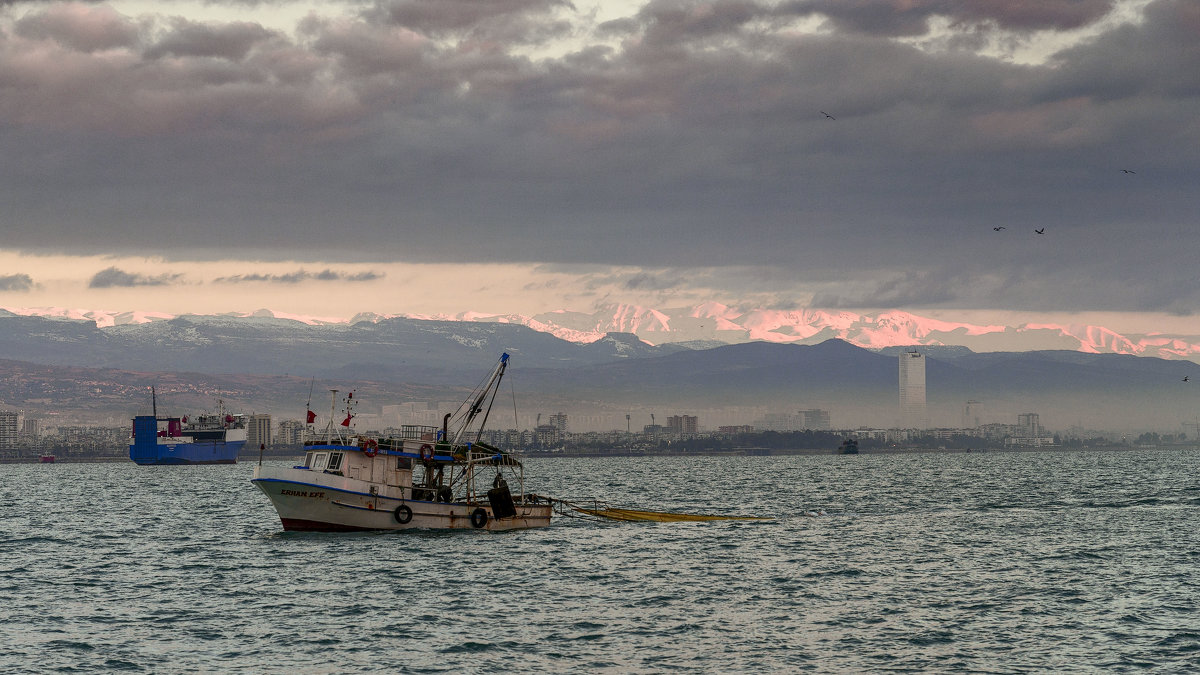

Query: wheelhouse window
[[326, 453, 344, 472], [310, 452, 329, 471]]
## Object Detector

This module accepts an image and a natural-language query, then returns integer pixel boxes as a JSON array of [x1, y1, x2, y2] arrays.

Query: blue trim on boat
[[252, 477, 441, 504], [303, 444, 454, 461]]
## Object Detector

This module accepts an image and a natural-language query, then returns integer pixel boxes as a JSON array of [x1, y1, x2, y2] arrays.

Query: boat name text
[[281, 489, 325, 498]]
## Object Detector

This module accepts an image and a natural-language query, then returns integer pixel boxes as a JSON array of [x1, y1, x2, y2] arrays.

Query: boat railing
[[399, 424, 438, 441]]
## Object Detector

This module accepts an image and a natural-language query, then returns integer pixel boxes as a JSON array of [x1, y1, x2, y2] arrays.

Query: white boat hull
[[252, 465, 551, 532]]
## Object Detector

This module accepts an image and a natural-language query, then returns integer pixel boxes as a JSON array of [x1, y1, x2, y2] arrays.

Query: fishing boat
[[129, 389, 247, 465], [837, 437, 859, 454], [252, 354, 552, 532]]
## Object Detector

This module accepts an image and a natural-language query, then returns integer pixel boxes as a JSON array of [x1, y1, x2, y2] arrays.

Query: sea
[[3, 449, 1199, 673]]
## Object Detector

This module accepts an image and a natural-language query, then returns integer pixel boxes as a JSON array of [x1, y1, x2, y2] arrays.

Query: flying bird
[[821, 111, 835, 120], [1034, 228, 1045, 234], [993, 226, 1006, 231], [1185, 376, 1191, 382], [1121, 169, 1136, 174]]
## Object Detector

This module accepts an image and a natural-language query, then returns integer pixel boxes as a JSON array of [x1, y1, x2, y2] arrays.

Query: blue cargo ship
[[130, 411, 248, 465]]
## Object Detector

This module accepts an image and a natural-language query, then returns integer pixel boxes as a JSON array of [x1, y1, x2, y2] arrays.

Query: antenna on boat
[[151, 386, 157, 419]]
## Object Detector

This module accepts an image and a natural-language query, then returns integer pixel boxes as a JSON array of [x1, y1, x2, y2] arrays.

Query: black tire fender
[[470, 507, 488, 529], [394, 504, 413, 524]]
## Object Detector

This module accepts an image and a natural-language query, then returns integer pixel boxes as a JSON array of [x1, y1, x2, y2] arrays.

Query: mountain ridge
[[5, 303, 1198, 363]]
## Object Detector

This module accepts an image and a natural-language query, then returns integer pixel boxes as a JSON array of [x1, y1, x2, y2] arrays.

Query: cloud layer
[[88, 267, 182, 288], [0, 274, 33, 291], [1, 0, 1197, 316], [215, 269, 384, 283]]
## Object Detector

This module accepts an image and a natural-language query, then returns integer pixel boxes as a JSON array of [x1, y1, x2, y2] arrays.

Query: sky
[[0, 0, 1197, 331]]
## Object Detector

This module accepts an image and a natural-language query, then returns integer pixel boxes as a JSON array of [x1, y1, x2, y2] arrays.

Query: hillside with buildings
[[2, 336, 1197, 461]]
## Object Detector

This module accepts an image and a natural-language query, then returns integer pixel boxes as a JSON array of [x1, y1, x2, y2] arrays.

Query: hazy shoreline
[[6, 444, 1195, 464]]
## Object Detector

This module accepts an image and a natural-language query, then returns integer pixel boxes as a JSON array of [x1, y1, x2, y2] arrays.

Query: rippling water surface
[[3, 449, 1200, 672]]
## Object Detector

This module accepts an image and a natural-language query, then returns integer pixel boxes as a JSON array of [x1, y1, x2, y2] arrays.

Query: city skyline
[[3, 403, 1174, 457], [0, 1, 1197, 339]]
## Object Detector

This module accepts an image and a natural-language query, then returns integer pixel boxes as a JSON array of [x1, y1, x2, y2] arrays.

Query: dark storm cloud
[[634, 0, 761, 44], [214, 270, 384, 283], [814, 269, 972, 308], [1, 0, 1198, 314], [144, 19, 280, 61], [0, 274, 34, 291], [89, 267, 182, 288], [373, 0, 575, 36], [779, 0, 1117, 37], [14, 3, 141, 52], [813, 260, 1200, 315]]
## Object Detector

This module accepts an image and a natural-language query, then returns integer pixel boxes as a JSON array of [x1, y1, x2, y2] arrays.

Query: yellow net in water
[[573, 506, 774, 522]]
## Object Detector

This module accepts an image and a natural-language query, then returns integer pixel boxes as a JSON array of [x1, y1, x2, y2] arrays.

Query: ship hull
[[252, 466, 552, 532], [130, 440, 245, 465], [129, 414, 247, 465]]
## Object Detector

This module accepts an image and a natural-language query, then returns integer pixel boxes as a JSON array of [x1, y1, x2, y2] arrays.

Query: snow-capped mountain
[[4, 303, 1199, 362], [471, 303, 1200, 363], [2, 305, 1198, 430]]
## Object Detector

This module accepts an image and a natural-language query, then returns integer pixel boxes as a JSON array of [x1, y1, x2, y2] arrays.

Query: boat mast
[[325, 389, 338, 442], [302, 376, 315, 447]]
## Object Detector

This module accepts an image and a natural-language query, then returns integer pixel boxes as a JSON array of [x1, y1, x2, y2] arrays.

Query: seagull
[[1034, 228, 1045, 234], [1121, 169, 1135, 174], [821, 111, 836, 120], [993, 226, 1006, 231]]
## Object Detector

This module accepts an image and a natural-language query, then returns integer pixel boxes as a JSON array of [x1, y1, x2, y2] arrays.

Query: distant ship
[[39, 455, 55, 464], [129, 389, 247, 465], [837, 438, 859, 455]]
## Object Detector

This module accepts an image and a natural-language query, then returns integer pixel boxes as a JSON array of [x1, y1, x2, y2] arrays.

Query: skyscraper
[[899, 351, 927, 429], [247, 414, 272, 449], [0, 411, 17, 451], [963, 400, 982, 429], [799, 409, 831, 430]]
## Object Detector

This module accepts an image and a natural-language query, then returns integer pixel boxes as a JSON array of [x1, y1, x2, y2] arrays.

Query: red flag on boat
[[341, 414, 353, 427], [306, 409, 317, 424]]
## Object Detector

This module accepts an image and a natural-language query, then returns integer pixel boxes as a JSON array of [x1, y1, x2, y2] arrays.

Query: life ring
[[393, 504, 413, 524], [361, 438, 378, 458], [470, 507, 488, 529], [419, 444, 433, 461]]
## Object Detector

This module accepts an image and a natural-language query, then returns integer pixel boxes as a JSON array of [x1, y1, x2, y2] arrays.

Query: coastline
[[4, 444, 1194, 464]]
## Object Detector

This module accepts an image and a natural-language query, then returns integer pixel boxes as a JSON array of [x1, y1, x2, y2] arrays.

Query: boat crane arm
[[450, 353, 509, 447], [473, 355, 508, 444]]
